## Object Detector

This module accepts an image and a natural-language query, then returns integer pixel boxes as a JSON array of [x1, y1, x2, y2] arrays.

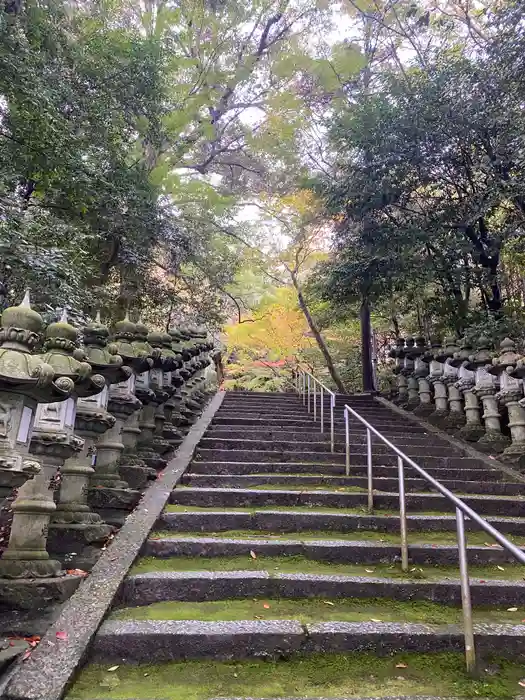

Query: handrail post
[[330, 395, 335, 453], [313, 381, 317, 422], [302, 372, 306, 405], [398, 456, 409, 572], [320, 387, 324, 433], [456, 506, 476, 674], [307, 375, 311, 413], [366, 427, 373, 513], [345, 407, 350, 476]]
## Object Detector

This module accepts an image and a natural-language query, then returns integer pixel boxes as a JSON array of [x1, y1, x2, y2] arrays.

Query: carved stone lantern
[[427, 337, 449, 426], [488, 338, 525, 467], [168, 326, 186, 430], [471, 336, 510, 453], [389, 338, 408, 405], [150, 331, 184, 448], [102, 316, 151, 491], [405, 336, 425, 410], [454, 338, 484, 441], [178, 327, 202, 425], [0, 294, 76, 579], [413, 340, 433, 417], [439, 336, 465, 430]]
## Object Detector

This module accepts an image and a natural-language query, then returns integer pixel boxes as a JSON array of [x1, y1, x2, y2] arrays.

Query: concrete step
[[194, 449, 484, 471], [198, 438, 463, 459], [159, 508, 525, 536], [189, 461, 504, 481], [143, 535, 524, 565], [119, 570, 525, 607], [91, 618, 525, 662], [212, 417, 429, 433], [170, 487, 525, 516], [182, 473, 523, 496]]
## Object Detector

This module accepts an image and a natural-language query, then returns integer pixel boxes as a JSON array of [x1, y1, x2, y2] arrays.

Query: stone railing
[[387, 335, 525, 469], [0, 293, 216, 593]]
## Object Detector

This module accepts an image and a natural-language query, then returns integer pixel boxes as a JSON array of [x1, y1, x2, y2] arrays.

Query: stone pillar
[[472, 337, 510, 454], [0, 298, 77, 580], [489, 338, 525, 468]]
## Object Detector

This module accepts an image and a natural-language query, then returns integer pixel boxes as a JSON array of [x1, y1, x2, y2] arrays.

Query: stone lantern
[[488, 338, 525, 467], [471, 336, 510, 453], [405, 336, 425, 410], [0, 294, 76, 579], [455, 338, 484, 441], [389, 338, 407, 405], [149, 331, 184, 448], [178, 327, 202, 425], [439, 336, 464, 430], [101, 316, 151, 490], [427, 337, 450, 426], [47, 314, 131, 564], [413, 340, 433, 417], [168, 326, 186, 431]]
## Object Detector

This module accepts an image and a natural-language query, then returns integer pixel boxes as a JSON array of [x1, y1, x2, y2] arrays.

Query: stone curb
[[142, 535, 523, 565], [119, 570, 525, 607], [158, 509, 525, 535], [169, 486, 524, 515], [374, 396, 525, 486], [2, 392, 225, 700], [88, 619, 525, 662]]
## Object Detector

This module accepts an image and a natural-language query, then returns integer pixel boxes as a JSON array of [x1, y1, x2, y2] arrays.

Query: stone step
[[205, 428, 448, 447], [195, 449, 483, 470], [198, 438, 463, 459], [91, 618, 525, 662], [212, 416, 428, 432], [119, 570, 525, 607], [169, 487, 525, 516], [159, 508, 525, 536], [182, 474, 522, 496], [189, 461, 503, 481], [142, 535, 523, 565]]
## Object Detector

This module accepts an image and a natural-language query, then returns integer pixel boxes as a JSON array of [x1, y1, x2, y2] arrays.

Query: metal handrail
[[344, 402, 525, 673], [294, 368, 336, 452]]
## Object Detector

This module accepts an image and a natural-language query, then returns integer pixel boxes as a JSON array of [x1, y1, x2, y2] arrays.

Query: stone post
[[0, 293, 74, 580], [440, 336, 465, 431], [427, 337, 450, 427], [456, 338, 485, 441], [488, 338, 525, 468], [472, 336, 510, 454]]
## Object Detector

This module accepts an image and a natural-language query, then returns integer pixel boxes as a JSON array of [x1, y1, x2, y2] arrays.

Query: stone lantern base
[[476, 430, 511, 454]]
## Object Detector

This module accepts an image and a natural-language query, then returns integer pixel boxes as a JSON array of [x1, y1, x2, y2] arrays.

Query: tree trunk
[[360, 297, 375, 392], [290, 272, 346, 393]]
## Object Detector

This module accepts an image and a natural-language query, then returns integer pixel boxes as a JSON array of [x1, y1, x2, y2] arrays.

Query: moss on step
[[67, 652, 525, 699], [164, 504, 481, 517], [130, 554, 525, 580], [150, 528, 525, 547], [109, 596, 525, 625]]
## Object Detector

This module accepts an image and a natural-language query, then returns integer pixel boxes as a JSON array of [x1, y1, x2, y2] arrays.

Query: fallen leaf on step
[[108, 666, 119, 672], [250, 550, 257, 559], [66, 569, 88, 576], [479, 580, 486, 584], [263, 603, 270, 609], [497, 566, 505, 571], [22, 650, 31, 661], [518, 680, 525, 687], [55, 631, 68, 641], [507, 608, 518, 612], [396, 676, 406, 681], [371, 618, 382, 622], [323, 601, 335, 606], [254, 615, 263, 619], [365, 569, 374, 573], [396, 663, 408, 668]]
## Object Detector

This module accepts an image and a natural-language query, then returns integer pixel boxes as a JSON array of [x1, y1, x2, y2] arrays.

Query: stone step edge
[[90, 619, 525, 662], [120, 570, 525, 608], [142, 534, 525, 566]]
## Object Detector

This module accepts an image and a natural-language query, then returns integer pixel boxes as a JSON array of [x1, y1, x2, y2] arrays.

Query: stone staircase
[[67, 391, 525, 700]]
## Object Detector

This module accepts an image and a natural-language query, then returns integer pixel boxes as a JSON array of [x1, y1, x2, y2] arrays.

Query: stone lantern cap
[[435, 335, 460, 363], [147, 331, 179, 371], [40, 310, 105, 399], [133, 321, 161, 368], [0, 292, 74, 402], [450, 336, 473, 368], [488, 337, 524, 377], [82, 312, 132, 385], [110, 315, 153, 374], [464, 335, 493, 371]]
